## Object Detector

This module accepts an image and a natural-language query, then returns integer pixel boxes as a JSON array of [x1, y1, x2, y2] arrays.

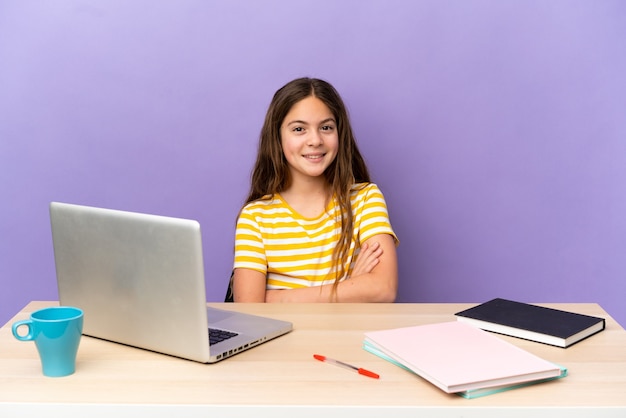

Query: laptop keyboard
[[209, 328, 239, 345]]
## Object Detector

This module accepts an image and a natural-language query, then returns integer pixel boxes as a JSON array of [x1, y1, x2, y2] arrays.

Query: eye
[[293, 126, 305, 133], [321, 124, 335, 131]]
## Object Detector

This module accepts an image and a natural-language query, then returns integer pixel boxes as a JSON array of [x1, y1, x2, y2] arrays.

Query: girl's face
[[280, 96, 339, 185]]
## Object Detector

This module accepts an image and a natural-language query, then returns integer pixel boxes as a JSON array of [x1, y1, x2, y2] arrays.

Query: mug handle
[[12, 320, 34, 341]]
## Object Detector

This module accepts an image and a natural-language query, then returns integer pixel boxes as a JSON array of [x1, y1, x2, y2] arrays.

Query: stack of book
[[363, 321, 567, 399]]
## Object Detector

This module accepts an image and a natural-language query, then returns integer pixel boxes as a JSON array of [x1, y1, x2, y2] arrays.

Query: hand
[[350, 241, 383, 278]]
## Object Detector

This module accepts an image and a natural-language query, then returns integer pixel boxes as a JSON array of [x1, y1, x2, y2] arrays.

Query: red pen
[[313, 354, 380, 379]]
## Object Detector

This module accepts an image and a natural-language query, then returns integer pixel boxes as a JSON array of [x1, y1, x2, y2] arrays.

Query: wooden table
[[1, 301, 625, 417]]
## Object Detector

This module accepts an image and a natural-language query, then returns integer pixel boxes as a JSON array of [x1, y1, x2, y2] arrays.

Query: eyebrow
[[286, 117, 336, 126]]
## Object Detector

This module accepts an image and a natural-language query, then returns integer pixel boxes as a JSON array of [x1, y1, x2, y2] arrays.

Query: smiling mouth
[[303, 153, 325, 160]]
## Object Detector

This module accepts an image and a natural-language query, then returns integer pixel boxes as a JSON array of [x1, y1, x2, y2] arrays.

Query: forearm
[[266, 272, 397, 303], [265, 285, 330, 303], [337, 270, 397, 302], [336, 233, 398, 302]]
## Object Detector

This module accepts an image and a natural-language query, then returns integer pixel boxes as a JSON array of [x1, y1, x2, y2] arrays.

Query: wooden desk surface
[[1, 301, 625, 417]]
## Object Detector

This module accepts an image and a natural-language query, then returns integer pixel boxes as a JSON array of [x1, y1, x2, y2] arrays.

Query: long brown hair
[[244, 77, 371, 297]]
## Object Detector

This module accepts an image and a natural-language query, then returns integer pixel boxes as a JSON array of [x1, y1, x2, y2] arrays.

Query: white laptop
[[49, 202, 292, 363]]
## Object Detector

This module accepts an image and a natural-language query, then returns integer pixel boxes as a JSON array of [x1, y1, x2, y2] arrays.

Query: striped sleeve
[[233, 202, 268, 274], [353, 183, 398, 245]]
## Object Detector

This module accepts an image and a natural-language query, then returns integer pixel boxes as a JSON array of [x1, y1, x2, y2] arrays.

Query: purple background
[[1, 1, 625, 327]]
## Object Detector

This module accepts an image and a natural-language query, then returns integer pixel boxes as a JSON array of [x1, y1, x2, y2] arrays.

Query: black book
[[455, 298, 605, 348]]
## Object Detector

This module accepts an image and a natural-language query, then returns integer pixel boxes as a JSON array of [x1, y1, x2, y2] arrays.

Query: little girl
[[232, 77, 398, 302]]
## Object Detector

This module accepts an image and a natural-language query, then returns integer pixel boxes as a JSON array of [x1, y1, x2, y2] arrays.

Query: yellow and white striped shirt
[[233, 183, 397, 289]]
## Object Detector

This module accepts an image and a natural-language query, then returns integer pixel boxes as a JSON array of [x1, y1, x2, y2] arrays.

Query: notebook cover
[[454, 298, 605, 347], [363, 321, 563, 394]]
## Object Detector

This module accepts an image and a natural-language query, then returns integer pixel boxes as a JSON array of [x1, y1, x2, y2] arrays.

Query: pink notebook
[[364, 321, 564, 394]]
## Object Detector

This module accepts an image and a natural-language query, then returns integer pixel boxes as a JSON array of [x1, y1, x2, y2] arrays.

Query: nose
[[307, 130, 323, 147]]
